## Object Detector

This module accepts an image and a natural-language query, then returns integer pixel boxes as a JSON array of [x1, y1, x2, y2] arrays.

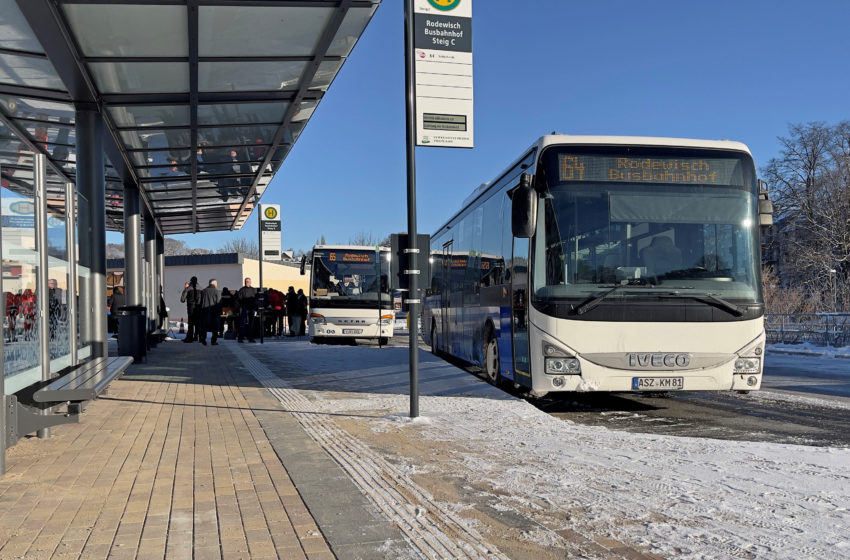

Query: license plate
[[342, 329, 362, 334], [632, 377, 684, 390]]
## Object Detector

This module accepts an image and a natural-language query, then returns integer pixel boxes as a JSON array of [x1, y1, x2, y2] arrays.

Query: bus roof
[[535, 134, 752, 155], [313, 245, 390, 252], [433, 134, 755, 237]]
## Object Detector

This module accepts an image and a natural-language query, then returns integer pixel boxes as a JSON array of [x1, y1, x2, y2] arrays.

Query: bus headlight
[[380, 314, 394, 325], [310, 313, 326, 325], [733, 358, 760, 374], [545, 357, 581, 375]]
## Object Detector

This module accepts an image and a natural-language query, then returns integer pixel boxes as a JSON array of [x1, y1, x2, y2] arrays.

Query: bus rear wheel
[[430, 323, 438, 356], [484, 334, 502, 387]]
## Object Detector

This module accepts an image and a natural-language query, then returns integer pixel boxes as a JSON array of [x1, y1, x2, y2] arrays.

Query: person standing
[[219, 287, 235, 338], [285, 286, 298, 337], [198, 279, 220, 346], [268, 288, 284, 337], [180, 276, 201, 343], [107, 286, 125, 335], [297, 288, 308, 336], [237, 277, 257, 343]]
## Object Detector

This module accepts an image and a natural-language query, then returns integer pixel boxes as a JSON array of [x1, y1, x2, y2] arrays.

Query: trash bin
[[117, 305, 147, 362]]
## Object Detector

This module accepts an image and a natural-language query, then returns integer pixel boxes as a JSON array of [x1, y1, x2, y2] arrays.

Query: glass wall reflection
[[1, 183, 42, 394]]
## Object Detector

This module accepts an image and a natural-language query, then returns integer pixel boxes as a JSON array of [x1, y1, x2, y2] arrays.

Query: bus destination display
[[559, 154, 743, 186], [328, 251, 374, 264]]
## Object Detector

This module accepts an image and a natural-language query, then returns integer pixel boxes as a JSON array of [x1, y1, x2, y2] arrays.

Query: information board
[[413, 0, 473, 148], [258, 204, 281, 261]]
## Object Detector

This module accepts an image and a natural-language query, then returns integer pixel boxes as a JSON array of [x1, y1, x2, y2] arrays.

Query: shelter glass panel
[[0, 53, 64, 90], [45, 176, 71, 373], [310, 60, 343, 91], [88, 62, 189, 94], [1, 182, 42, 394], [329, 7, 377, 56], [198, 145, 267, 163], [0, 96, 74, 123], [198, 61, 306, 92], [63, 4, 189, 57], [0, 0, 46, 53], [197, 125, 279, 149], [198, 6, 332, 56], [16, 120, 74, 150], [109, 105, 190, 128], [129, 149, 192, 168], [197, 102, 289, 126], [293, 101, 318, 123]]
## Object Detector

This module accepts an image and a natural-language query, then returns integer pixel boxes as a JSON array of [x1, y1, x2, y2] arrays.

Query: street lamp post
[[830, 269, 837, 313]]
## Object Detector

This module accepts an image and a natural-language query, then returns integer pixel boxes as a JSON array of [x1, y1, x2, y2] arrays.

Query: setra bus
[[422, 135, 773, 396], [307, 245, 394, 344]]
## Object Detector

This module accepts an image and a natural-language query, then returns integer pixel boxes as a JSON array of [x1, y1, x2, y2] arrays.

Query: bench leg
[[68, 402, 86, 415]]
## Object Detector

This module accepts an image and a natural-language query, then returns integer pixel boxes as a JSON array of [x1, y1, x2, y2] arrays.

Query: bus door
[[440, 241, 452, 351], [511, 237, 531, 382]]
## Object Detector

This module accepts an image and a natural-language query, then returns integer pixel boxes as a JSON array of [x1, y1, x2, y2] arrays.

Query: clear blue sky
[[149, 0, 850, 254]]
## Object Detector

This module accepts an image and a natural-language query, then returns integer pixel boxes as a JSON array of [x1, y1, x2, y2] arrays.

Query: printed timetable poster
[[413, 0, 473, 148]]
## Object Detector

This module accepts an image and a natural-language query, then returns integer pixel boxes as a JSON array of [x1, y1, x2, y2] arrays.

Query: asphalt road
[[535, 352, 850, 448], [383, 334, 850, 448]]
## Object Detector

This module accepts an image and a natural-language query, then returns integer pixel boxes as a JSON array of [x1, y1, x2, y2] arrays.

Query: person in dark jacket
[[107, 286, 125, 335], [285, 286, 298, 337], [198, 279, 220, 346], [180, 276, 201, 342], [297, 288, 308, 336], [236, 277, 257, 343]]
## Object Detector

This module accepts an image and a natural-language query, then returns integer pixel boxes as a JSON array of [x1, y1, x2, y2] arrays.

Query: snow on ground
[[307, 376, 850, 559]]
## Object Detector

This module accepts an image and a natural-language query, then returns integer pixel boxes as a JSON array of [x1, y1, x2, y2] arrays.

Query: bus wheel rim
[[486, 338, 499, 381]]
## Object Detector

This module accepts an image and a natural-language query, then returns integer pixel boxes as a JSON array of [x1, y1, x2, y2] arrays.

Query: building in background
[[107, 253, 309, 325]]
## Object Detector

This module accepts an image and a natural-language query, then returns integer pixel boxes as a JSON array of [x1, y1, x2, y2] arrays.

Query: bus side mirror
[[511, 173, 538, 238], [300, 255, 306, 275], [758, 179, 773, 227]]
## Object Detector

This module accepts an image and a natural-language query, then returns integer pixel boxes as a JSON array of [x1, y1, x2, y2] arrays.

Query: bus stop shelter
[[0, 0, 381, 475]]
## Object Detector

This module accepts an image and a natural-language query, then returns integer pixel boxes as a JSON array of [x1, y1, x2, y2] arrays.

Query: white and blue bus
[[423, 135, 773, 396]]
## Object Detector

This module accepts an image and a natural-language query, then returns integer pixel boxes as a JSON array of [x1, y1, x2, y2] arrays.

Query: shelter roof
[[0, 0, 380, 234]]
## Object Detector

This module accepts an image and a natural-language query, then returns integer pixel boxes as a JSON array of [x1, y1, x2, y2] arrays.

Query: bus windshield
[[311, 248, 392, 308], [532, 147, 762, 306]]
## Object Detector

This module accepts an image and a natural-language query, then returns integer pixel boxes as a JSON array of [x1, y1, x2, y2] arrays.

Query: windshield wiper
[[665, 291, 744, 317], [573, 283, 655, 315]]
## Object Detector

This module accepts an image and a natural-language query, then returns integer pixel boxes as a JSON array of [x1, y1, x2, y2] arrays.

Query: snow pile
[[311, 393, 850, 559]]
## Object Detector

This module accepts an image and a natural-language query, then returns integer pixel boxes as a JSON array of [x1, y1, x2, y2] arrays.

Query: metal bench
[[6, 356, 134, 442], [34, 356, 134, 411]]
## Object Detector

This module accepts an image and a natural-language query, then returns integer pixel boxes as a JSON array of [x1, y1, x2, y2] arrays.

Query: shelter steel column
[[1, 163, 6, 475], [144, 213, 156, 332], [65, 181, 78, 368], [124, 185, 143, 307], [34, 154, 50, 438], [76, 107, 108, 358], [156, 232, 164, 329]]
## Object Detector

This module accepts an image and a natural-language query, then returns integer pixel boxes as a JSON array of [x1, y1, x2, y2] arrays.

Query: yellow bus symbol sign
[[264, 207, 278, 220], [427, 0, 460, 10]]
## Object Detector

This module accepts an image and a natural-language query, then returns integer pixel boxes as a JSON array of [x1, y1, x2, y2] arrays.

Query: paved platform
[[0, 337, 661, 560]]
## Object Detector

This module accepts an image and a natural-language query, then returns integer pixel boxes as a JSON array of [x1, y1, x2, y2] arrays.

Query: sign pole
[[404, 0, 420, 418], [257, 208, 264, 344]]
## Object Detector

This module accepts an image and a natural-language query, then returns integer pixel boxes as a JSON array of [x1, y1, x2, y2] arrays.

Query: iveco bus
[[422, 135, 773, 396], [308, 245, 394, 344]]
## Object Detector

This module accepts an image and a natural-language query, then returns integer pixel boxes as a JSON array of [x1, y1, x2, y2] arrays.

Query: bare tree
[[348, 230, 390, 247], [106, 243, 124, 258], [762, 120, 850, 311], [762, 266, 817, 315], [218, 237, 259, 259]]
